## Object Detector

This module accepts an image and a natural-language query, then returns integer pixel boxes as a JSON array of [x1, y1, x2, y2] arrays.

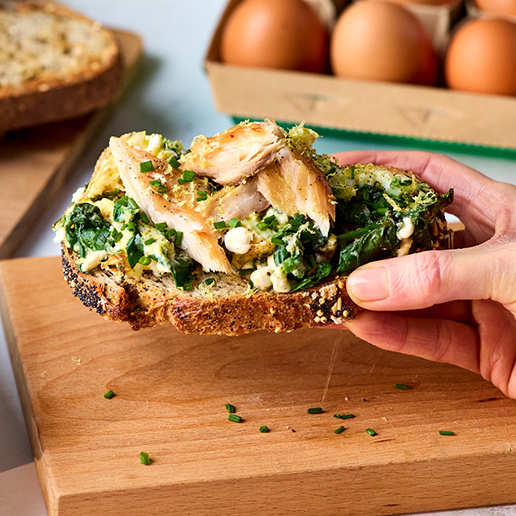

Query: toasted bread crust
[[0, 2, 122, 133], [61, 245, 362, 335]]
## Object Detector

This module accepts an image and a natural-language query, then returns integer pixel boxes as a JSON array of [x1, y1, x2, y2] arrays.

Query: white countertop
[[1, 1, 515, 515]]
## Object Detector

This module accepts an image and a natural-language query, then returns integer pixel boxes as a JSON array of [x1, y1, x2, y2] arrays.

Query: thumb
[[346, 244, 516, 313]]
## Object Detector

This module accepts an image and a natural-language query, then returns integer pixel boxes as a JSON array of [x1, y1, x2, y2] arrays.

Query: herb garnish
[[139, 161, 153, 173], [178, 170, 195, 184]]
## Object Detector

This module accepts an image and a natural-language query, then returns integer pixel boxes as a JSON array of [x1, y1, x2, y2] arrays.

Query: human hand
[[332, 150, 516, 398]]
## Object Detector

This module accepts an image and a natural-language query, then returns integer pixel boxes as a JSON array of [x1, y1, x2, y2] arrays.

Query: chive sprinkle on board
[[259, 425, 269, 433], [334, 426, 345, 434], [394, 383, 409, 390], [334, 413, 355, 420], [307, 407, 323, 414], [103, 390, 115, 399], [439, 430, 455, 436], [228, 414, 242, 423], [139, 452, 151, 465], [366, 428, 377, 436], [225, 403, 236, 413]]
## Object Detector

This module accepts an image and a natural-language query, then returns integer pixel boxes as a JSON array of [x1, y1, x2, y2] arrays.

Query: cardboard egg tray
[[205, 0, 516, 156]]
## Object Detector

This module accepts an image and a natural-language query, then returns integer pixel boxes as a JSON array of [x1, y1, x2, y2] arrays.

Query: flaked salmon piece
[[179, 120, 285, 186], [200, 177, 270, 223], [109, 137, 232, 274], [257, 146, 335, 236]]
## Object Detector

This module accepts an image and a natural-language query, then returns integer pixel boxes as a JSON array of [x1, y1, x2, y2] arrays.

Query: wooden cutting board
[[0, 29, 143, 260], [1, 256, 516, 516]]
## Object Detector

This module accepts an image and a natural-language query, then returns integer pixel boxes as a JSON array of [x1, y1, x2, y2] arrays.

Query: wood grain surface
[[0, 29, 143, 260], [1, 256, 516, 516]]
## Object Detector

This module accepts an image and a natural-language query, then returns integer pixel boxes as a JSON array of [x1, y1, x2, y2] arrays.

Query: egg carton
[[204, 0, 516, 155]]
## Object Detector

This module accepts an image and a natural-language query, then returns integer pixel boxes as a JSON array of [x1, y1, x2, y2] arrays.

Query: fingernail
[[347, 267, 389, 302]]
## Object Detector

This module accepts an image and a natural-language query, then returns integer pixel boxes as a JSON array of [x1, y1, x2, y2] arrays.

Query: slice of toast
[[61, 244, 361, 334], [0, 2, 122, 133], [55, 124, 453, 336]]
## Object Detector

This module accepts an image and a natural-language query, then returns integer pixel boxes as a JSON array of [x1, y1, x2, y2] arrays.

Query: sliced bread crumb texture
[[61, 245, 361, 335], [0, 2, 122, 132]]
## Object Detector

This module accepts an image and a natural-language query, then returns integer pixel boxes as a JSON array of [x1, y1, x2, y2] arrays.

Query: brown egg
[[330, 2, 438, 86], [365, 0, 453, 6], [220, 0, 328, 73], [475, 0, 516, 16], [445, 18, 516, 95]]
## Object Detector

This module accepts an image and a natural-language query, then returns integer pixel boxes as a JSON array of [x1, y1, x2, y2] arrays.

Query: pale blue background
[[1, 1, 515, 514]]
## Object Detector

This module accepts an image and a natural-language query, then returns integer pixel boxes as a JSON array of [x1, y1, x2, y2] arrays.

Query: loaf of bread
[[0, 1, 122, 133], [54, 121, 453, 335]]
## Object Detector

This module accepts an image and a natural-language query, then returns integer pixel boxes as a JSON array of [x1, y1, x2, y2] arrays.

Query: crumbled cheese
[[271, 267, 291, 293], [224, 227, 252, 254], [250, 267, 273, 290], [397, 217, 415, 240]]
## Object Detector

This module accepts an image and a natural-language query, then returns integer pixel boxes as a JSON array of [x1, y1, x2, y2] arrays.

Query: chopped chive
[[334, 426, 345, 434], [394, 383, 409, 390], [439, 430, 455, 436], [366, 428, 377, 436], [155, 222, 167, 231], [228, 218, 241, 228], [158, 186, 169, 194], [139, 452, 151, 465], [196, 190, 208, 202], [139, 256, 151, 266], [259, 425, 269, 433], [249, 280, 254, 289], [307, 407, 323, 414], [165, 228, 176, 239], [225, 403, 236, 413], [139, 211, 150, 224], [120, 223, 128, 232], [113, 231, 123, 243], [104, 390, 115, 399], [213, 221, 227, 230], [349, 165, 355, 179], [205, 278, 216, 286], [144, 238, 156, 246], [174, 231, 183, 246], [228, 414, 242, 423], [178, 170, 195, 184], [168, 156, 180, 169], [149, 179, 162, 186], [139, 161, 154, 173], [128, 198, 139, 210], [256, 222, 268, 231], [334, 413, 355, 420], [127, 222, 136, 232]]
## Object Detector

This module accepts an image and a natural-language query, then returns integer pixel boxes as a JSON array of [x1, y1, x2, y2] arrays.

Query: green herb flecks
[[366, 428, 377, 437], [178, 170, 195, 184], [439, 430, 455, 436], [139, 160, 154, 173], [104, 390, 115, 399], [140, 452, 151, 465], [259, 425, 269, 433], [307, 407, 323, 414], [228, 414, 242, 423], [225, 403, 236, 413], [394, 383, 409, 390], [334, 426, 345, 434], [334, 413, 355, 420]]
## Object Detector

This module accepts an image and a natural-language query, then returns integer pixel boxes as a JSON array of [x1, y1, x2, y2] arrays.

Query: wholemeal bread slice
[[0, 1, 122, 133], [54, 122, 453, 336], [61, 244, 362, 334]]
